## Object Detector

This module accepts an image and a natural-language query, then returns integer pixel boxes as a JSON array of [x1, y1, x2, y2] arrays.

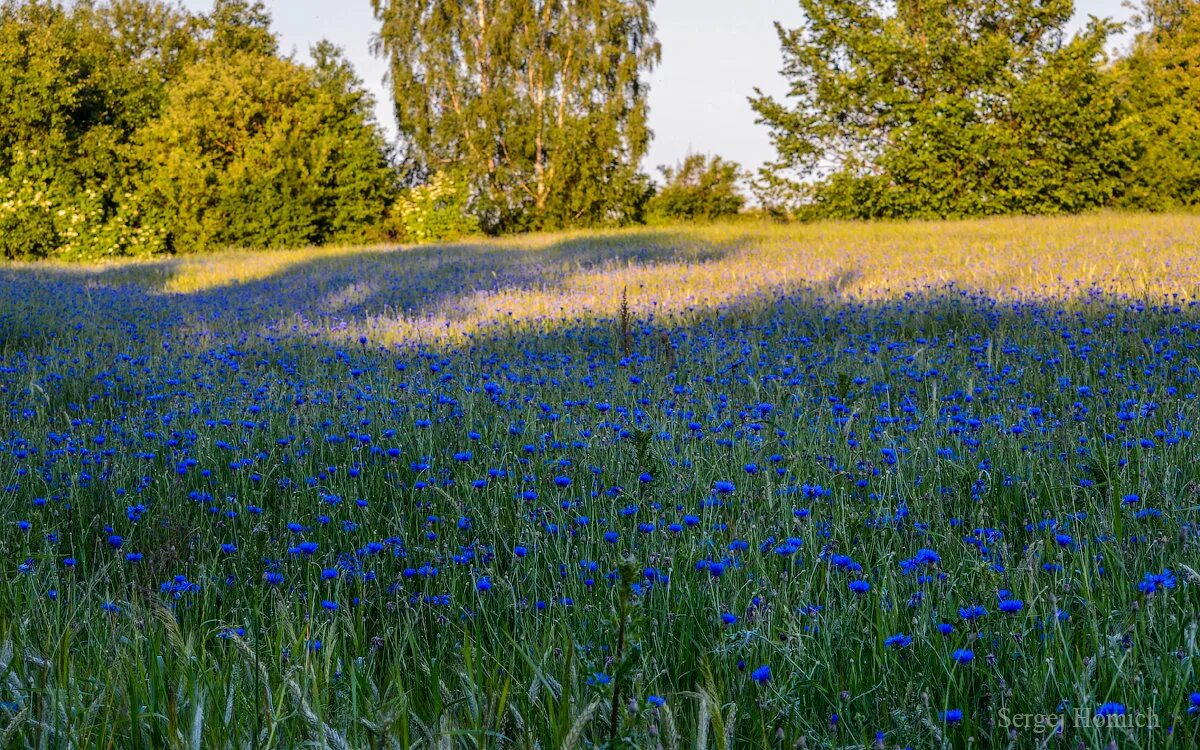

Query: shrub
[[646, 154, 745, 223], [389, 172, 480, 244]]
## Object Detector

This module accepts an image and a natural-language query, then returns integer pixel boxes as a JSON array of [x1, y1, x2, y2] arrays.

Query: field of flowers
[[2, 213, 1200, 748]]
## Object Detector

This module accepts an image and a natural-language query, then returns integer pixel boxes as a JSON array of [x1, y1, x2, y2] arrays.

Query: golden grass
[[16, 211, 1200, 345]]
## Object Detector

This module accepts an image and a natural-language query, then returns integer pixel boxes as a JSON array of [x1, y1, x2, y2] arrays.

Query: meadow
[[1, 213, 1200, 748]]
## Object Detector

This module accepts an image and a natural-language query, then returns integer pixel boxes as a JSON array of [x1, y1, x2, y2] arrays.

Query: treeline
[[3, 1, 1200, 261], [752, 0, 1200, 219]]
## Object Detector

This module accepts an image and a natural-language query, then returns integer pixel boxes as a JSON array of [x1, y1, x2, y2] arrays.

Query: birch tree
[[372, 0, 660, 231]]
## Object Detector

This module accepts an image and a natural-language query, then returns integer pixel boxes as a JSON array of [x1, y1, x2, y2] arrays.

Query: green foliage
[[388, 171, 480, 244], [0, 0, 181, 259], [0, 148, 165, 260], [371, 0, 661, 233], [752, 0, 1133, 219], [1117, 0, 1200, 209], [133, 46, 395, 253], [0, 0, 395, 260], [646, 154, 745, 223]]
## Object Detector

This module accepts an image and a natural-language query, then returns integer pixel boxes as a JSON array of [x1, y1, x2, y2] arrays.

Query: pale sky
[[180, 0, 1133, 177]]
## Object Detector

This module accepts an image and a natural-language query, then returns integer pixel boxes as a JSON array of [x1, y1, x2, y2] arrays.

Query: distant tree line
[[2, 0, 1199, 260]]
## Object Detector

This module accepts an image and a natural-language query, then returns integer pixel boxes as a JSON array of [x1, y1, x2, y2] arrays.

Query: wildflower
[[1138, 569, 1176, 595], [998, 599, 1024, 614], [750, 665, 771, 684], [941, 709, 964, 724], [952, 648, 974, 664], [958, 604, 988, 620]]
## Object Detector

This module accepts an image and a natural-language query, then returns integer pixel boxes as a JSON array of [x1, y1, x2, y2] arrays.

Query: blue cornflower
[[958, 604, 988, 620], [750, 665, 771, 684], [1138, 569, 1176, 595], [998, 599, 1024, 614], [884, 633, 912, 649], [952, 648, 974, 664]]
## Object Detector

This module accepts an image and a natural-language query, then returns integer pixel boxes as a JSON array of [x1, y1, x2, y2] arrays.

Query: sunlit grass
[[34, 212, 1200, 345]]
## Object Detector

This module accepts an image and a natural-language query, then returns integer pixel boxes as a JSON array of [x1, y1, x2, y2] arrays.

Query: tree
[[1117, 0, 1200, 208], [751, 0, 1130, 219], [202, 0, 276, 57], [133, 44, 396, 253], [646, 154, 746, 223], [0, 0, 189, 259], [371, 0, 660, 232]]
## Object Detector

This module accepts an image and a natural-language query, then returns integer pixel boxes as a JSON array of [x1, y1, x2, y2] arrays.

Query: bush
[[389, 172, 480, 244], [646, 154, 745, 223], [0, 149, 166, 261]]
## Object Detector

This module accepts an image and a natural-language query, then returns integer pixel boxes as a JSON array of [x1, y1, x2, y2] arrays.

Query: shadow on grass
[[0, 227, 764, 350]]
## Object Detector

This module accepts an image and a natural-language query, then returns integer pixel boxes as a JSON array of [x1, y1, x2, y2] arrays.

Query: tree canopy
[[751, 0, 1160, 219], [0, 0, 395, 260], [371, 0, 661, 233]]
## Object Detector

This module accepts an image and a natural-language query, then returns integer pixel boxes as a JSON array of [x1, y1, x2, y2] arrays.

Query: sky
[[181, 0, 1134, 177]]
